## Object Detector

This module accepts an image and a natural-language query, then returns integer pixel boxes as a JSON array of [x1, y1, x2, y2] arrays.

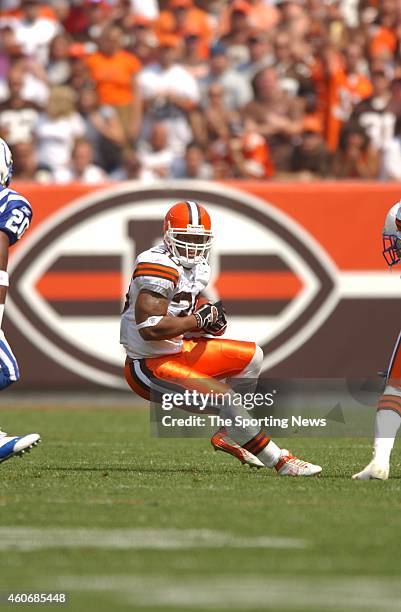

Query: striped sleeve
[[133, 262, 179, 287]]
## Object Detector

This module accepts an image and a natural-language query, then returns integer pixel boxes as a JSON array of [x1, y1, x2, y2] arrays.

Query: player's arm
[[0, 232, 9, 325], [135, 289, 198, 341]]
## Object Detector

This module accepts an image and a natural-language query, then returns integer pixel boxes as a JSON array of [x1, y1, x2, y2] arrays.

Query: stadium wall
[[5, 180, 401, 391]]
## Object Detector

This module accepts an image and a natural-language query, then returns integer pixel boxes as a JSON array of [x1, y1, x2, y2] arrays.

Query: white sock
[[373, 409, 401, 464], [256, 439, 282, 467]]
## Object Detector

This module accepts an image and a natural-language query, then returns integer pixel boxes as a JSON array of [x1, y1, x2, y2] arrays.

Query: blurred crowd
[[1, 0, 401, 183]]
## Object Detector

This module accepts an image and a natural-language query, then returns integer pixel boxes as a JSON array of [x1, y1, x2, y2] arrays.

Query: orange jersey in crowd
[[0, 6, 57, 19], [326, 67, 372, 151], [217, 1, 279, 36], [369, 26, 398, 57], [86, 51, 141, 106], [209, 132, 274, 178], [155, 6, 212, 59], [241, 132, 275, 178]]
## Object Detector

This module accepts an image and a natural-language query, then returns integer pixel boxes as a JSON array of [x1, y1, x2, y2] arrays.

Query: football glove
[[194, 300, 227, 336], [194, 302, 218, 330], [205, 300, 227, 336]]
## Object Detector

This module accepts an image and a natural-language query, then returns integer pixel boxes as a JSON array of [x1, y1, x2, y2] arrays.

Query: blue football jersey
[[0, 186, 32, 246]]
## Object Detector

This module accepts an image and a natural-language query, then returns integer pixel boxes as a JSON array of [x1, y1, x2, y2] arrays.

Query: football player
[[121, 200, 322, 476], [353, 201, 401, 480], [0, 138, 40, 464]]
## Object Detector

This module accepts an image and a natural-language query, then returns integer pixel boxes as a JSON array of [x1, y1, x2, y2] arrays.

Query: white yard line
[[0, 527, 307, 551], [53, 575, 401, 610]]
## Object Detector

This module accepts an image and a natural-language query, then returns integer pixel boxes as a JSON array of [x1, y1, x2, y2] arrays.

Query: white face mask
[[165, 227, 213, 268]]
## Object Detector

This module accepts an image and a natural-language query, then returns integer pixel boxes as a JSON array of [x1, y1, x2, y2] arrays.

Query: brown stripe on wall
[[49, 255, 122, 272], [48, 300, 121, 317], [224, 299, 289, 316], [220, 254, 291, 272]]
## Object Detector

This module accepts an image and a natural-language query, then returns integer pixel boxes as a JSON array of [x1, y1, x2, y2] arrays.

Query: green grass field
[[0, 402, 400, 612]]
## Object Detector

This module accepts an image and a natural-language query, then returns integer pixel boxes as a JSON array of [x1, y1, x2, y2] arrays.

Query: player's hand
[[194, 302, 219, 330], [194, 301, 227, 336], [204, 300, 227, 336]]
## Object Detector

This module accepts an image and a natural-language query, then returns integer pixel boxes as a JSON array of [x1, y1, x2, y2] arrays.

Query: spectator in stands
[[1, 0, 60, 66], [181, 28, 210, 80], [68, 46, 91, 91], [77, 84, 125, 172], [85, 23, 142, 142], [155, 0, 212, 58], [111, 149, 152, 181], [289, 117, 333, 180], [199, 42, 253, 111], [277, 0, 312, 59], [64, 0, 110, 44], [1, 0, 401, 183], [368, 0, 399, 59], [236, 28, 273, 80], [35, 85, 86, 173], [47, 32, 72, 86], [326, 43, 372, 151], [0, 27, 20, 85], [53, 137, 107, 183], [171, 141, 212, 179], [11, 140, 52, 182], [273, 30, 315, 99], [217, 0, 279, 37], [241, 66, 304, 171], [0, 68, 41, 144], [332, 123, 380, 179], [220, 0, 253, 66], [138, 34, 200, 155], [0, 53, 48, 107], [381, 115, 401, 180], [351, 68, 400, 151], [199, 82, 242, 151], [229, 123, 275, 179], [128, 15, 158, 67], [137, 122, 175, 179]]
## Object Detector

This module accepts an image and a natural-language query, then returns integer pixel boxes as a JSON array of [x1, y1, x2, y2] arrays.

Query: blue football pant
[[0, 331, 19, 390]]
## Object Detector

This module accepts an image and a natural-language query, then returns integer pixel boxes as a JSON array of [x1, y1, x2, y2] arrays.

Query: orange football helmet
[[164, 200, 213, 267]]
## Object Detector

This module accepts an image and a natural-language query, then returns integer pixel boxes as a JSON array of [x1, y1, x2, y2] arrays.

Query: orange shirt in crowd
[[369, 27, 398, 57], [241, 132, 274, 178], [155, 6, 212, 59], [1, 6, 57, 19], [325, 63, 372, 151], [86, 51, 141, 106], [217, 1, 279, 36]]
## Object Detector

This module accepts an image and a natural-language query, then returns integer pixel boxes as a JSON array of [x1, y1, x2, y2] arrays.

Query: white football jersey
[[120, 243, 211, 359]]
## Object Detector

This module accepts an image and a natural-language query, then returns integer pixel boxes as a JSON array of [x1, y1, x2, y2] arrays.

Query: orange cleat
[[211, 429, 264, 468]]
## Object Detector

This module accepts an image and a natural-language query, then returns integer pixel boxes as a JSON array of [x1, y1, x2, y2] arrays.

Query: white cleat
[[0, 433, 41, 464], [352, 460, 389, 481], [275, 449, 322, 477]]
